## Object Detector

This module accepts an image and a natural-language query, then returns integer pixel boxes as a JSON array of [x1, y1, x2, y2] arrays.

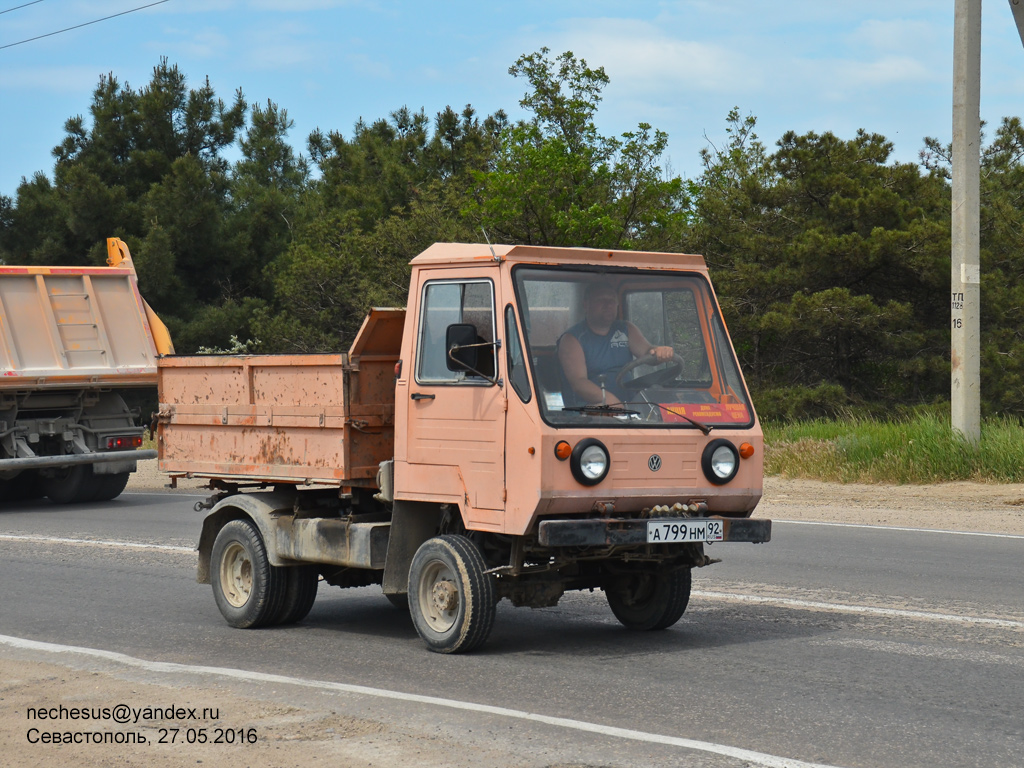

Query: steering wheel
[[615, 353, 685, 391]]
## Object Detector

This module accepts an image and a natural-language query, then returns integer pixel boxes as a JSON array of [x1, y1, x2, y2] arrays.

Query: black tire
[[90, 472, 131, 502], [46, 465, 101, 504], [605, 566, 692, 631], [274, 566, 319, 625], [210, 519, 287, 628], [384, 592, 409, 611], [408, 535, 496, 654]]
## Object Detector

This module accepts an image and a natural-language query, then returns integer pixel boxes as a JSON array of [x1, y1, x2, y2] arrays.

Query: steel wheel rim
[[418, 558, 459, 633], [219, 542, 252, 608]]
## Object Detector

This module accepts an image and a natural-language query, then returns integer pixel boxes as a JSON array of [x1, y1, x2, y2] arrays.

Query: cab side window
[[416, 280, 495, 384]]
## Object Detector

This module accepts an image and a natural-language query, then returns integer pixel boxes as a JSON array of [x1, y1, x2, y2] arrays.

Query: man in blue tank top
[[557, 281, 674, 406]]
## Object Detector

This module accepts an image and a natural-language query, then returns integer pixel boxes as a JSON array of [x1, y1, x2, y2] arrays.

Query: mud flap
[[382, 500, 443, 596]]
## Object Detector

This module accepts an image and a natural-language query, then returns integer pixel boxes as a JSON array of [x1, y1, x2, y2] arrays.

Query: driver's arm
[[558, 333, 622, 405], [626, 322, 673, 362]]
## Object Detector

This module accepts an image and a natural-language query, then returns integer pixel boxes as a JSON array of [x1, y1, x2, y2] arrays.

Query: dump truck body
[[0, 239, 169, 502], [159, 243, 771, 652], [158, 309, 400, 485]]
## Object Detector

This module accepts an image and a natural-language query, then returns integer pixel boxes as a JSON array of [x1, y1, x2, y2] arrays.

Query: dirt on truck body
[[158, 243, 771, 653]]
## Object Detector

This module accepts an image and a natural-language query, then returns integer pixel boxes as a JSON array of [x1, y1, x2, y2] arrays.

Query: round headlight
[[579, 445, 608, 479], [570, 438, 610, 486], [701, 439, 739, 485]]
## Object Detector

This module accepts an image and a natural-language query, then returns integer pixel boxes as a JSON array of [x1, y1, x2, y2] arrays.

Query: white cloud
[[833, 55, 936, 89], [848, 18, 942, 53], [345, 52, 393, 79], [0, 66, 102, 94], [153, 27, 232, 59], [555, 18, 761, 95], [232, 22, 329, 70]]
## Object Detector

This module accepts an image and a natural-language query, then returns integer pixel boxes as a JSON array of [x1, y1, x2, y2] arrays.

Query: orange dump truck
[[158, 243, 771, 652], [0, 238, 172, 503]]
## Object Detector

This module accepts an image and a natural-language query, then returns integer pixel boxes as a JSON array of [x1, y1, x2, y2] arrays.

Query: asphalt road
[[1, 490, 1022, 768]]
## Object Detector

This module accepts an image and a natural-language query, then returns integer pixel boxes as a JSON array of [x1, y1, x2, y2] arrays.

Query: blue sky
[[2, 1, 1024, 197]]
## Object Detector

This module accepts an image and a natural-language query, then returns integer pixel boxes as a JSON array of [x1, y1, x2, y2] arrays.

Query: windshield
[[512, 266, 754, 429]]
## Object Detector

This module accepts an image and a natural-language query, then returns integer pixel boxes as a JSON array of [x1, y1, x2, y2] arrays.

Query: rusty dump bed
[[157, 309, 402, 485], [0, 265, 161, 389]]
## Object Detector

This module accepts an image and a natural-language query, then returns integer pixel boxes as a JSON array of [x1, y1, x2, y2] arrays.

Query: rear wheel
[[46, 465, 100, 504], [605, 566, 692, 631], [91, 472, 131, 502], [211, 519, 287, 628], [274, 566, 319, 625], [408, 535, 496, 654]]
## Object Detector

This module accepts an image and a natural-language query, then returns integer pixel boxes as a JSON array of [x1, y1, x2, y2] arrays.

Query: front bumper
[[537, 516, 771, 547]]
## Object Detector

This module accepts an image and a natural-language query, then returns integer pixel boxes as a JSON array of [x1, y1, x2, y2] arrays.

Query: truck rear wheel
[[211, 519, 287, 628], [605, 566, 692, 631], [91, 472, 131, 502], [46, 466, 100, 504], [274, 566, 318, 625], [408, 535, 496, 654]]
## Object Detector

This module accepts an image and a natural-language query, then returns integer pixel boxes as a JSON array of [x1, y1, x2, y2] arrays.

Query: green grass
[[764, 413, 1024, 484]]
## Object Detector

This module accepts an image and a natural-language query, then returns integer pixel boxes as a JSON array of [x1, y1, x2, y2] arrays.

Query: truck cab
[[395, 244, 762, 531]]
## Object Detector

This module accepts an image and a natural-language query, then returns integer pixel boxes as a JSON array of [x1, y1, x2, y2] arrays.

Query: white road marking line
[[773, 519, 1024, 540], [694, 591, 1024, 629], [0, 634, 846, 768], [0, 534, 192, 554]]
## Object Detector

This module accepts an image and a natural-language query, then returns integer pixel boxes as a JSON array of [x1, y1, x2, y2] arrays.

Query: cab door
[[403, 274, 506, 516]]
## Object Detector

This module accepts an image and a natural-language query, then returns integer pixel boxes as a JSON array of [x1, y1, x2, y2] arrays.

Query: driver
[[557, 281, 673, 406]]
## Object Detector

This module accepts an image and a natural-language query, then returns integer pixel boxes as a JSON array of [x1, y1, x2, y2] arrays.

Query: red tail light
[[106, 435, 143, 450]]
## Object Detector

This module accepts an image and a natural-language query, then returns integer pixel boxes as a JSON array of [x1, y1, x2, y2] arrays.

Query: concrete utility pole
[[951, 0, 982, 446]]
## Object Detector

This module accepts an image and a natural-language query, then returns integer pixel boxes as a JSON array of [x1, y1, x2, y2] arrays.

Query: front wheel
[[211, 519, 287, 628], [408, 535, 496, 653], [605, 566, 692, 631]]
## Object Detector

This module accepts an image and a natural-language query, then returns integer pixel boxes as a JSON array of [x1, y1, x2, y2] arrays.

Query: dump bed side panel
[[0, 267, 158, 389], [159, 349, 398, 487], [158, 354, 351, 483]]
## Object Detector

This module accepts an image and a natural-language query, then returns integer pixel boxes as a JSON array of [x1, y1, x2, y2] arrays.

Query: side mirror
[[445, 324, 479, 371]]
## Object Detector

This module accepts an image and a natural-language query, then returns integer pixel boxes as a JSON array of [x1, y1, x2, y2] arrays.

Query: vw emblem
[[648, 454, 662, 472]]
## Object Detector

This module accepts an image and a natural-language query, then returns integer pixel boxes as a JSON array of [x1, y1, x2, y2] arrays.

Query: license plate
[[647, 519, 724, 543]]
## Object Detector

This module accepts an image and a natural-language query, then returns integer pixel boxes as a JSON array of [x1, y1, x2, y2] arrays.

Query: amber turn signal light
[[554, 441, 572, 460], [739, 442, 755, 459]]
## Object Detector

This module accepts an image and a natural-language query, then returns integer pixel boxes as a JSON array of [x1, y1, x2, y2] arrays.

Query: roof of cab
[[409, 243, 708, 271]]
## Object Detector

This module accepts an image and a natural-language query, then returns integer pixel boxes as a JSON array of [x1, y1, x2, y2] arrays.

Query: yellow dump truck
[[0, 238, 172, 503], [158, 243, 771, 652]]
